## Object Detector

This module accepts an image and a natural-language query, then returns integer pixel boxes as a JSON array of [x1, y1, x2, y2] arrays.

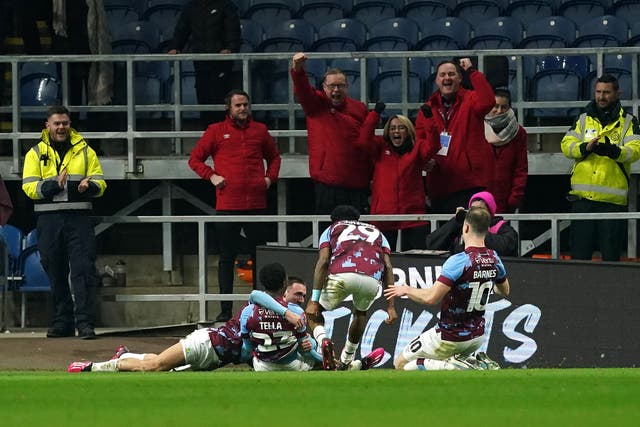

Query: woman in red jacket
[[359, 103, 440, 251], [484, 88, 528, 213]]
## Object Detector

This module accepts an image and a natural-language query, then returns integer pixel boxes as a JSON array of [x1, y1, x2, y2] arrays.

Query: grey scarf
[[484, 109, 520, 146]]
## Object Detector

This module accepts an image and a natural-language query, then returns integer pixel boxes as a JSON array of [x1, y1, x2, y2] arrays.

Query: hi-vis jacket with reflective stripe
[[22, 128, 106, 212], [561, 104, 640, 206]]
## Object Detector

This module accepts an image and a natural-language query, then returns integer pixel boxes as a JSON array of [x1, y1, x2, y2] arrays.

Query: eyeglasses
[[389, 125, 407, 131], [324, 83, 348, 90]]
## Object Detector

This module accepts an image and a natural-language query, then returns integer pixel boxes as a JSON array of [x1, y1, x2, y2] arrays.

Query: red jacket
[[291, 67, 372, 189], [188, 116, 281, 210], [359, 111, 440, 230], [415, 69, 495, 202], [487, 126, 528, 213]]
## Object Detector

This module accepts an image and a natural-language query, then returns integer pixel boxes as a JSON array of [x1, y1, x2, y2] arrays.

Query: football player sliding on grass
[[384, 206, 510, 371]]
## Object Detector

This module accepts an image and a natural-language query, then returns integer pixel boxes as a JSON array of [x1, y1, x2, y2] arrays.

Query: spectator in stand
[[188, 89, 281, 322], [416, 58, 495, 213], [358, 102, 440, 251], [22, 105, 107, 339], [561, 74, 640, 261], [425, 191, 519, 257], [291, 52, 372, 215], [168, 0, 241, 125], [484, 88, 528, 213]]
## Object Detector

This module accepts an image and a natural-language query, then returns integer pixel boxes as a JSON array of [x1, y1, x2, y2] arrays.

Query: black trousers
[[37, 212, 96, 331], [215, 209, 266, 314], [570, 199, 626, 261]]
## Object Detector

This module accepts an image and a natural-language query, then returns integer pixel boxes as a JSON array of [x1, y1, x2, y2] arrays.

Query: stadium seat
[[104, 4, 140, 34], [453, 1, 503, 22], [467, 16, 523, 49], [371, 71, 423, 118], [348, 1, 399, 29], [20, 62, 59, 80], [20, 73, 61, 116], [111, 20, 160, 53], [416, 17, 471, 50], [529, 55, 587, 117], [233, 0, 251, 17], [245, 0, 298, 23], [573, 15, 628, 47], [303, 58, 328, 88], [17, 249, 52, 328], [0, 225, 24, 285], [520, 16, 577, 48], [363, 17, 419, 51], [558, 0, 609, 24], [311, 18, 367, 51], [257, 19, 316, 73], [612, 0, 640, 27], [401, 1, 451, 23], [627, 21, 640, 45], [239, 19, 265, 52], [134, 73, 163, 118], [586, 54, 633, 99], [506, 0, 557, 23], [295, 1, 345, 28], [142, 1, 185, 51]]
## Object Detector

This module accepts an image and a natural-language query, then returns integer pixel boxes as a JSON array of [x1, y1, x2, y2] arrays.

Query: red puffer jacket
[[291, 67, 372, 189], [415, 69, 495, 202], [487, 126, 528, 213], [188, 116, 281, 210]]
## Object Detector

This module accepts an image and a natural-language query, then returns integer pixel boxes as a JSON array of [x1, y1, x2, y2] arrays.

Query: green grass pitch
[[2, 369, 640, 426]]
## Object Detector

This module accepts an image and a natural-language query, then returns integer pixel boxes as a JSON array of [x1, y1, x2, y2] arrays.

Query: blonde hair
[[382, 115, 416, 144]]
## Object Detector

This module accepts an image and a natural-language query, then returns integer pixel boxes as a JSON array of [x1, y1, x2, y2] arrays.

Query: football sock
[[313, 326, 327, 344], [404, 358, 452, 371], [120, 352, 146, 360], [340, 340, 359, 364], [91, 359, 119, 372]]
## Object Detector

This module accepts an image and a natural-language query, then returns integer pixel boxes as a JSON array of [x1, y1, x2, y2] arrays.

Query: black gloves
[[455, 209, 467, 225], [420, 104, 432, 118], [579, 142, 592, 157], [592, 138, 622, 160], [374, 101, 386, 114]]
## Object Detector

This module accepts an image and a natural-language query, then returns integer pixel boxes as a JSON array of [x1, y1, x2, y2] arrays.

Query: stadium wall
[[257, 246, 640, 369]]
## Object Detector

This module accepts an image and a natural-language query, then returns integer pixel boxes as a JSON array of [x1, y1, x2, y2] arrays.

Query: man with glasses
[[22, 105, 107, 339], [291, 52, 372, 215]]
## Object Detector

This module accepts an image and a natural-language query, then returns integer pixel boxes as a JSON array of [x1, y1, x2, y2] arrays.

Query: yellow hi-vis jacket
[[22, 128, 106, 212], [561, 106, 640, 206]]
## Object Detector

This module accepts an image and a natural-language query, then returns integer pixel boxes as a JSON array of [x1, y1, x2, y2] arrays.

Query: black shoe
[[215, 312, 231, 323], [46, 328, 75, 338], [79, 328, 96, 340]]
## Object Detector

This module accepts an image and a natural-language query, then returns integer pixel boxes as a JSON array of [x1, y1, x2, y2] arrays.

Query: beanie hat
[[469, 191, 497, 216]]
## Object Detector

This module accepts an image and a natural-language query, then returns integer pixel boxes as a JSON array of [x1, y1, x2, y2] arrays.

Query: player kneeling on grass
[[67, 264, 304, 373], [384, 206, 510, 371]]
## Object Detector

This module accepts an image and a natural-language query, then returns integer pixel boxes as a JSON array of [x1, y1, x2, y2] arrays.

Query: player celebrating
[[306, 205, 397, 371], [384, 206, 510, 371], [241, 263, 321, 371]]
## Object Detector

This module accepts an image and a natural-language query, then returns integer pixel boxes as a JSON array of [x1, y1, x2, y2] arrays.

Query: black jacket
[[168, 0, 240, 53]]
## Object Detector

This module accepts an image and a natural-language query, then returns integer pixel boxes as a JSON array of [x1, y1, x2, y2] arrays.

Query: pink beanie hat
[[469, 191, 497, 216]]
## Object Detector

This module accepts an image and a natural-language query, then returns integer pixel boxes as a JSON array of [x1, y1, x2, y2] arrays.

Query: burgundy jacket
[[188, 116, 281, 210], [359, 111, 439, 230], [415, 69, 495, 202], [291, 67, 372, 189], [488, 126, 528, 213]]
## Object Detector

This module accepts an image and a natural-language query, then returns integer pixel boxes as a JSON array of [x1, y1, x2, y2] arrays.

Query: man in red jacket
[[416, 58, 495, 214], [291, 52, 372, 215], [189, 89, 281, 322]]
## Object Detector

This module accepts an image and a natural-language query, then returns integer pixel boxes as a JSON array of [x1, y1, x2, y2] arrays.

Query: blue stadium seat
[[18, 249, 52, 328], [627, 21, 640, 45], [20, 62, 59, 80], [529, 55, 587, 117], [506, 0, 556, 23], [348, 1, 399, 29], [105, 5, 140, 34], [142, 1, 185, 51], [573, 15, 628, 47], [612, 0, 640, 27], [453, 1, 503, 22], [371, 71, 423, 116], [520, 16, 577, 48], [0, 225, 24, 284], [111, 20, 160, 53], [296, 1, 345, 28], [586, 54, 633, 99], [245, 0, 298, 23], [416, 17, 471, 50], [20, 74, 61, 115], [303, 58, 328, 88], [558, 1, 609, 24], [467, 16, 523, 49], [363, 17, 419, 51], [401, 1, 451, 23], [240, 18, 265, 52], [311, 18, 367, 51], [258, 18, 316, 53]]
